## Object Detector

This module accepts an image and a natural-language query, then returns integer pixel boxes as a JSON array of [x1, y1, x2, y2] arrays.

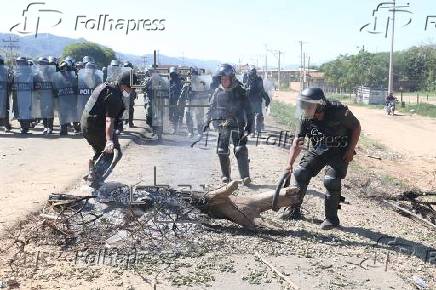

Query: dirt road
[[0, 106, 435, 289]]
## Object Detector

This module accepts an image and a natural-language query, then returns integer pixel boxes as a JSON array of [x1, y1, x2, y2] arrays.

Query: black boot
[[59, 124, 68, 135], [321, 192, 340, 230], [280, 206, 303, 220], [218, 155, 231, 183], [235, 146, 251, 185]]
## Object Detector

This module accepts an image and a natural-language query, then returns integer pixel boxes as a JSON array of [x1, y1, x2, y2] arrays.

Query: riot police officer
[[178, 67, 210, 138], [81, 70, 137, 188], [54, 59, 78, 135], [123, 61, 137, 128], [281, 88, 361, 230], [0, 55, 11, 132], [12, 56, 33, 134], [244, 67, 270, 135], [82, 56, 95, 66], [33, 57, 56, 134], [168, 66, 183, 133], [204, 64, 253, 185]]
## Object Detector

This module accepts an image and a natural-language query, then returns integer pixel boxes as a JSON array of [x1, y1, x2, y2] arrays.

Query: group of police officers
[[0, 55, 361, 230], [0, 55, 136, 135]]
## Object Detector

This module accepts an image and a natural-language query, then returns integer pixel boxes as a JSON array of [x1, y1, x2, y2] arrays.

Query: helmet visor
[[295, 98, 320, 120]]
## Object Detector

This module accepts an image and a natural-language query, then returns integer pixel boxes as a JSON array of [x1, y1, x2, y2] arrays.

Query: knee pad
[[323, 176, 341, 192], [234, 145, 248, 158], [293, 166, 312, 185], [217, 147, 230, 156]]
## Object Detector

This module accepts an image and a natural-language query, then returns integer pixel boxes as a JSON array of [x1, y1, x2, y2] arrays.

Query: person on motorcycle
[[386, 93, 396, 104]]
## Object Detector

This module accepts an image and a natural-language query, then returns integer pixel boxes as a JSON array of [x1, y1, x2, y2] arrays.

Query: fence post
[[400, 91, 405, 107], [417, 93, 419, 104]]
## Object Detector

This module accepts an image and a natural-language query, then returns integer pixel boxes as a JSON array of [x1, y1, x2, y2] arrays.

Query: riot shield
[[54, 70, 78, 125], [108, 66, 132, 120], [32, 65, 56, 119], [189, 75, 211, 134], [151, 73, 169, 135], [0, 65, 8, 119], [77, 68, 103, 121], [13, 64, 33, 120], [190, 75, 212, 92]]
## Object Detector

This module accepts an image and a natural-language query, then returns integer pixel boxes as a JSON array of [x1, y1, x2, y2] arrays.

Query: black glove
[[265, 99, 271, 107]]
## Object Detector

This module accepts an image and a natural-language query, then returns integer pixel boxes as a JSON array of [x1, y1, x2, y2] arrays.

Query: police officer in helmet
[[282, 87, 361, 230], [204, 63, 253, 185]]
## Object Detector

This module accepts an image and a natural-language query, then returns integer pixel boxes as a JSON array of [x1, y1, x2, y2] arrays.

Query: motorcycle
[[385, 99, 397, 116]]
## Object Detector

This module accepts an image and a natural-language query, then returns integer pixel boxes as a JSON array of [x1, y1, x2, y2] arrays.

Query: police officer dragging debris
[[81, 70, 137, 188], [204, 64, 253, 185], [244, 67, 270, 135], [281, 88, 361, 230]]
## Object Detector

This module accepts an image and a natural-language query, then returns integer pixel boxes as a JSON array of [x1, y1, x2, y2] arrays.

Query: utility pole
[[307, 55, 311, 87], [303, 52, 306, 89], [2, 36, 20, 65], [299, 41, 304, 93], [277, 50, 281, 89], [388, 0, 396, 95], [264, 44, 268, 79], [267, 48, 283, 89]]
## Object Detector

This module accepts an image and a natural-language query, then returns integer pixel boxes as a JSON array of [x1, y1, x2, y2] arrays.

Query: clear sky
[[1, 0, 436, 66]]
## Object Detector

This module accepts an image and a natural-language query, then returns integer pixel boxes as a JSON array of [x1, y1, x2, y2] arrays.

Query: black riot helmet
[[295, 87, 327, 120], [16, 56, 28, 65], [58, 59, 75, 71], [75, 61, 84, 70], [118, 70, 138, 88], [85, 62, 96, 70], [217, 63, 235, 78], [36, 57, 49, 65], [169, 66, 178, 78], [0, 55, 4, 65], [110, 59, 120, 67], [82, 55, 94, 65], [64, 56, 75, 64], [123, 61, 134, 69], [248, 67, 257, 77], [48, 56, 58, 65], [190, 66, 199, 76]]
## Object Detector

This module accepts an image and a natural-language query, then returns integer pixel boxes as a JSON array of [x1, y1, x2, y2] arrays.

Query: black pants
[[298, 149, 348, 180], [128, 97, 135, 125], [293, 149, 348, 221]]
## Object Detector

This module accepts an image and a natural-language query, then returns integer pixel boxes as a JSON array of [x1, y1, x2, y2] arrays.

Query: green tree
[[62, 41, 116, 68]]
